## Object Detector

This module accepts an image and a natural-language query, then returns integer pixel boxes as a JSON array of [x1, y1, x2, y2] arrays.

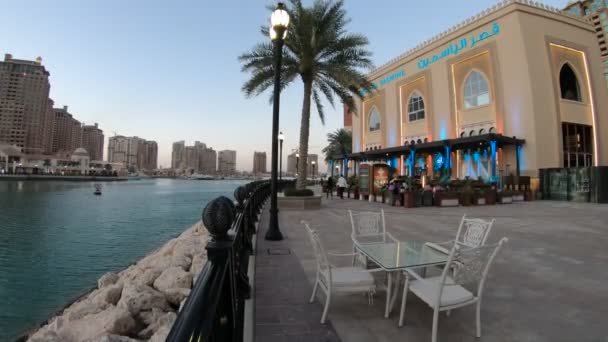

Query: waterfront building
[[348, 1, 608, 189], [218, 150, 236, 175], [52, 106, 82, 154], [81, 123, 104, 161], [564, 0, 608, 87], [286, 152, 297, 176], [138, 139, 158, 170], [108, 135, 156, 170], [0, 54, 53, 154], [286, 152, 318, 177], [199, 146, 217, 175], [253, 151, 267, 174], [307, 154, 319, 178], [171, 140, 185, 169]]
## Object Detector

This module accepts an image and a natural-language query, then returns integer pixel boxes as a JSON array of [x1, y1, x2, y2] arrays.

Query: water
[[0, 178, 246, 341]]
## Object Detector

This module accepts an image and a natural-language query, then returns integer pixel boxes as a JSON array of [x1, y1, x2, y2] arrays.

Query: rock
[[93, 283, 123, 306], [163, 287, 191, 306], [137, 307, 165, 326], [119, 265, 144, 283], [65, 299, 109, 321], [58, 306, 136, 341], [136, 267, 163, 287], [96, 335, 142, 342], [118, 283, 170, 315], [138, 311, 177, 339], [190, 253, 206, 276], [153, 267, 193, 292], [146, 312, 177, 342], [98, 272, 120, 288], [27, 329, 61, 342], [171, 238, 201, 259], [171, 253, 192, 271]]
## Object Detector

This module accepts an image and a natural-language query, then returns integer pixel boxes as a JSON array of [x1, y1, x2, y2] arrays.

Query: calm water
[[0, 178, 246, 341]]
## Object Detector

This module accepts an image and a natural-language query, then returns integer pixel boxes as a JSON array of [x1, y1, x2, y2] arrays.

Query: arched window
[[404, 141, 409, 146], [463, 70, 490, 109], [489, 127, 496, 133], [470, 130, 476, 137], [407, 92, 425, 121], [479, 128, 486, 135], [410, 140, 416, 145], [368, 107, 381, 132], [560, 63, 582, 102], [417, 139, 422, 144], [423, 138, 428, 143], [460, 132, 466, 138]]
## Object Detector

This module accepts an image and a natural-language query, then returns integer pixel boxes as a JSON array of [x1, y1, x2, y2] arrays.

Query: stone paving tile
[[254, 207, 342, 342]]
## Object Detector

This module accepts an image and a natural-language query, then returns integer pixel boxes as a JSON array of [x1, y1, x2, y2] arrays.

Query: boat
[[94, 184, 102, 195], [187, 174, 216, 180]]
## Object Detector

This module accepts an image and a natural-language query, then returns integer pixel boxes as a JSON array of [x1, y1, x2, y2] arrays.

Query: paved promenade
[[255, 194, 608, 342]]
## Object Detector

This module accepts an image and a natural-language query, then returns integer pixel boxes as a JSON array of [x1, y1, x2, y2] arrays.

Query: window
[[562, 122, 593, 167], [460, 132, 466, 138], [479, 128, 486, 135], [407, 92, 425, 121], [463, 71, 490, 109], [368, 107, 381, 132], [559, 64, 582, 102], [470, 130, 476, 137], [489, 127, 496, 133]]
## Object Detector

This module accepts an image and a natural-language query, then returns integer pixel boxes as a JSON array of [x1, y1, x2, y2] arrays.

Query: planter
[[497, 193, 513, 204], [513, 192, 524, 201], [524, 190, 533, 201], [460, 192, 473, 206], [474, 192, 486, 205], [403, 191, 414, 208], [435, 192, 460, 207], [413, 191, 423, 207], [485, 189, 497, 205], [422, 191, 433, 206]]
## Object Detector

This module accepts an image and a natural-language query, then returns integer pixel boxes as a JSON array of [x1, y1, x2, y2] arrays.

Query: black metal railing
[[167, 179, 292, 342]]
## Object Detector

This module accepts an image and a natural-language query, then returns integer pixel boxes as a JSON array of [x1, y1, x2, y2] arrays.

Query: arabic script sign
[[360, 68, 405, 95], [417, 22, 500, 70]]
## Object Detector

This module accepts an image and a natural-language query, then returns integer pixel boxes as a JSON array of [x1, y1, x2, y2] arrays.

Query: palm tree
[[322, 128, 352, 163], [239, 0, 373, 189]]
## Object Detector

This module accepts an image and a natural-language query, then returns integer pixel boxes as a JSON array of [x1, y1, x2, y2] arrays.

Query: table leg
[[384, 272, 392, 318], [389, 272, 401, 314]]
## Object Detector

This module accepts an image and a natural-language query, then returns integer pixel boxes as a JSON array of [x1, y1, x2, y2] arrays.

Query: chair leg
[[476, 300, 481, 338], [432, 308, 439, 342], [321, 290, 331, 324], [398, 275, 409, 327], [309, 279, 318, 303], [384, 272, 392, 318]]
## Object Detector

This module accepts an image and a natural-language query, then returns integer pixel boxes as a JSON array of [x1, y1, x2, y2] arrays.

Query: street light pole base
[[265, 207, 283, 240]]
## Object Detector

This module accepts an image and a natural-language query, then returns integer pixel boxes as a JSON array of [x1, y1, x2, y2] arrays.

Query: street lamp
[[279, 131, 284, 180], [335, 165, 340, 177], [311, 160, 316, 181], [265, 2, 289, 241]]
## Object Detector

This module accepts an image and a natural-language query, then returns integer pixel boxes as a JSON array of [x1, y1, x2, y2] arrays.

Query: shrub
[[284, 188, 315, 197]]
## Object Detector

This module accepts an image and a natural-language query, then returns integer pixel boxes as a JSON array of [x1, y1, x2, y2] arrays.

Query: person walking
[[326, 176, 334, 199], [337, 175, 347, 199]]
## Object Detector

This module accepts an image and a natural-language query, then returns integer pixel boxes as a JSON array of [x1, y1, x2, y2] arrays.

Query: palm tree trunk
[[296, 80, 313, 190]]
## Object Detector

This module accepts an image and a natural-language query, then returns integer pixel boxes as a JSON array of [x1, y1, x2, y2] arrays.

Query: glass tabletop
[[356, 240, 449, 271]]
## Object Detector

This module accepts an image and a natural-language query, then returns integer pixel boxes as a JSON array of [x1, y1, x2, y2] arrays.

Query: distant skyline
[[1, 0, 566, 170]]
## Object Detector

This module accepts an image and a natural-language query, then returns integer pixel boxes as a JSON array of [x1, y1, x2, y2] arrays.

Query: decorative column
[[490, 140, 497, 181]]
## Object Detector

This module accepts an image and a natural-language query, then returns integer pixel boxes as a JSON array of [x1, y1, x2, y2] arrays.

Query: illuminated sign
[[417, 22, 500, 70], [361, 68, 405, 95]]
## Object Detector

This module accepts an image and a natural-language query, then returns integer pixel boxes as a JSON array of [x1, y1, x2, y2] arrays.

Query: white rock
[[163, 287, 191, 306], [98, 272, 120, 288], [190, 253, 207, 276], [65, 299, 109, 321], [171, 253, 192, 271], [58, 306, 136, 341], [147, 312, 176, 342], [137, 307, 165, 326], [153, 267, 193, 292], [27, 329, 61, 342], [118, 283, 170, 315], [96, 334, 142, 342], [171, 238, 201, 259], [138, 311, 177, 339], [135, 267, 163, 287], [93, 283, 123, 306]]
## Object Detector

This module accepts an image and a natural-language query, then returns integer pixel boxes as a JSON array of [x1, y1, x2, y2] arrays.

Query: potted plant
[[474, 189, 486, 205], [460, 177, 473, 206], [402, 177, 415, 208], [497, 190, 514, 204], [347, 175, 358, 199]]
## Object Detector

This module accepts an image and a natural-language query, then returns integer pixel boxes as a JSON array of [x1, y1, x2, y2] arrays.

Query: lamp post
[[265, 2, 289, 241], [295, 152, 299, 177], [279, 131, 284, 180], [335, 165, 340, 177], [311, 160, 316, 181]]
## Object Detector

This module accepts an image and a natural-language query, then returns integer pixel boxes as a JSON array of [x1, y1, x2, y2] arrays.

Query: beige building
[[171, 140, 185, 169], [218, 150, 236, 175], [564, 0, 608, 86], [172, 140, 217, 174], [81, 123, 104, 161], [52, 106, 82, 154], [253, 151, 267, 174], [108, 135, 157, 171], [287, 152, 318, 177], [349, 1, 608, 185], [0, 54, 53, 154], [138, 140, 158, 170]]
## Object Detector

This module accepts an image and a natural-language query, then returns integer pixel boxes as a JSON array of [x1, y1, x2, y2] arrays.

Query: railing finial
[[202, 196, 236, 240]]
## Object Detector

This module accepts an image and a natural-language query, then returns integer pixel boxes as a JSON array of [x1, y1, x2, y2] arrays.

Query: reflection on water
[[0, 179, 245, 340]]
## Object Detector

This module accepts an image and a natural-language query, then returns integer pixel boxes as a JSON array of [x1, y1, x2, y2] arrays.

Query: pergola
[[342, 133, 525, 179]]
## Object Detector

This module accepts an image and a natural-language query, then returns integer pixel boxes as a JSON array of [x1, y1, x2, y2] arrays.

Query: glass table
[[355, 240, 449, 318]]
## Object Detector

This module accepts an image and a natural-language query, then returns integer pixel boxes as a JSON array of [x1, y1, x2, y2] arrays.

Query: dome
[[72, 147, 89, 157]]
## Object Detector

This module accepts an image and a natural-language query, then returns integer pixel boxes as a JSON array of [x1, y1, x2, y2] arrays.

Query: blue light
[[473, 151, 481, 162], [434, 152, 444, 171]]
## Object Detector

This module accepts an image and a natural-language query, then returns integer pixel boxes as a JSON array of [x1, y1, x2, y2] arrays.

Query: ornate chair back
[[348, 209, 387, 245], [455, 214, 495, 248], [303, 222, 331, 285]]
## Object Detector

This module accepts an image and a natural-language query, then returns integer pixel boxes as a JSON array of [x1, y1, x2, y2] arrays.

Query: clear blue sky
[[1, 0, 566, 170]]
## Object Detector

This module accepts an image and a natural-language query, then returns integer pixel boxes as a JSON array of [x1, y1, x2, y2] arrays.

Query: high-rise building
[[81, 123, 104, 161], [171, 140, 185, 169], [564, 0, 608, 87], [287, 152, 318, 177], [0, 54, 53, 154], [252, 151, 267, 174], [218, 150, 236, 175], [199, 147, 217, 174], [108, 135, 156, 170], [52, 106, 82, 154]]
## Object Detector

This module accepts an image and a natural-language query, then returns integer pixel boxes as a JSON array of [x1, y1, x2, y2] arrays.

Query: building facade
[[52, 106, 82, 154], [564, 0, 608, 87], [172, 140, 217, 174], [81, 123, 104, 161], [171, 140, 185, 169], [286, 152, 318, 177], [349, 1, 608, 186], [218, 150, 236, 175], [138, 140, 158, 170], [253, 151, 267, 174], [199, 146, 217, 174], [0, 54, 53, 154], [108, 135, 156, 170]]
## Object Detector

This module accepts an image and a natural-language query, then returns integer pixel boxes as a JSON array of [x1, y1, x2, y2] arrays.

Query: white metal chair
[[349, 209, 399, 266], [399, 237, 508, 342], [425, 214, 495, 255], [303, 221, 381, 324]]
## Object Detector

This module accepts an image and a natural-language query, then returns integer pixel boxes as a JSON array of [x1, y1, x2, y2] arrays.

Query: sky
[[1, 0, 567, 171]]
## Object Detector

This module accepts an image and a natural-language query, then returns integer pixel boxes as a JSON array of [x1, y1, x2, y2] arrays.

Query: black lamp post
[[279, 131, 284, 180], [312, 160, 316, 181], [265, 2, 289, 241]]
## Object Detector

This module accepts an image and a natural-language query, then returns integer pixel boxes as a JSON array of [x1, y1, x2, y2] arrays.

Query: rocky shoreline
[[25, 222, 210, 342]]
